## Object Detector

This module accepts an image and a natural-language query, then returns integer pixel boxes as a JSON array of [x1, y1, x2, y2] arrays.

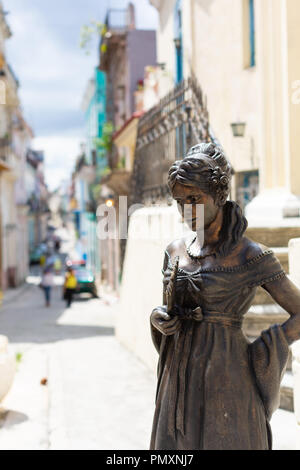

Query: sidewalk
[[1, 283, 31, 308], [0, 282, 299, 450]]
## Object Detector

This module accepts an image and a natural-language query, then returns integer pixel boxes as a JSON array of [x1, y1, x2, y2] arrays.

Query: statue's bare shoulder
[[240, 236, 269, 261]]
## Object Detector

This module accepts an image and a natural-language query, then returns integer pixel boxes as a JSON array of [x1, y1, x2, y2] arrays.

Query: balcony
[[101, 168, 131, 196]]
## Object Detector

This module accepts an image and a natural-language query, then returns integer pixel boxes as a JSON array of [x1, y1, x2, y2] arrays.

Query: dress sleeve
[[247, 251, 286, 288], [248, 324, 289, 420], [247, 251, 289, 420]]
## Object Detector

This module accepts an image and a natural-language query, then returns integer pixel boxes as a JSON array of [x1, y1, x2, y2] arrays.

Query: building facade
[[13, 110, 34, 284], [100, 4, 157, 132], [26, 149, 49, 256], [98, 3, 157, 291], [81, 67, 107, 173], [73, 69, 108, 278], [0, 4, 20, 290], [149, 0, 300, 223]]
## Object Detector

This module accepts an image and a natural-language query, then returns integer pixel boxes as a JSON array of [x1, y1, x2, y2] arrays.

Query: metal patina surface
[[150, 143, 300, 450]]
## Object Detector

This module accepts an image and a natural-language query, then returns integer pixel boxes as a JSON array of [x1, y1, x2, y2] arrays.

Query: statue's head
[[167, 143, 232, 231]]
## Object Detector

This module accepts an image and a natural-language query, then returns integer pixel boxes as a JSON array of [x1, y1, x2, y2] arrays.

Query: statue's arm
[[150, 247, 182, 352], [263, 276, 300, 345]]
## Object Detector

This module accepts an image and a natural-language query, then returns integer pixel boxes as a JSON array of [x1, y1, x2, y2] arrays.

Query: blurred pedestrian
[[63, 267, 77, 308], [54, 239, 61, 252], [41, 267, 54, 307]]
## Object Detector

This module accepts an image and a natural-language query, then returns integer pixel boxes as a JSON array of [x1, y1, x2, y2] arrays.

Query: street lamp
[[105, 196, 115, 208], [231, 122, 246, 138], [174, 38, 181, 49]]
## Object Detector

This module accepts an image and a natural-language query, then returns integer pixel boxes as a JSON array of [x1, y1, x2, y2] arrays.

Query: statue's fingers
[[166, 316, 179, 326]]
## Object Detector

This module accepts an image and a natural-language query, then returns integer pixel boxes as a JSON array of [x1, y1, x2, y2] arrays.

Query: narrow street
[[0, 277, 156, 450]]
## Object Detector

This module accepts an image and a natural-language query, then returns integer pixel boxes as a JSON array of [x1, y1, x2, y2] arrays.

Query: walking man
[[41, 267, 54, 307]]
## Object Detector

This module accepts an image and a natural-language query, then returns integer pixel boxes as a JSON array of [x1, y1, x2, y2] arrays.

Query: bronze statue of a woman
[[150, 142, 300, 450]]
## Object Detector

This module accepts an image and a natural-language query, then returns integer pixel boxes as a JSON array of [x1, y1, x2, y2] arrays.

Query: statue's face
[[172, 182, 219, 232]]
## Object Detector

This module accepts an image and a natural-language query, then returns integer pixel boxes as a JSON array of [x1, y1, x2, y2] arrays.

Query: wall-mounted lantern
[[105, 196, 115, 208], [156, 62, 166, 70], [174, 38, 181, 49], [231, 122, 246, 138]]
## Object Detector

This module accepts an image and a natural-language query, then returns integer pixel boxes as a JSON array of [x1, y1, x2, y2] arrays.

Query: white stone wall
[[116, 204, 188, 371]]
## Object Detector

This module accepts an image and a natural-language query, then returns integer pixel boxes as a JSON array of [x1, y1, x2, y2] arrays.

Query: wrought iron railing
[[130, 75, 219, 206]]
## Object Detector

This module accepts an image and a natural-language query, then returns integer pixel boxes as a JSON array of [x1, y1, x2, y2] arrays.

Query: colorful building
[[81, 67, 107, 175], [98, 2, 157, 292], [72, 69, 107, 277]]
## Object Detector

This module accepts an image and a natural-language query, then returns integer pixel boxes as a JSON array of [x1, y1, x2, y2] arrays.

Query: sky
[[5, 0, 158, 190]]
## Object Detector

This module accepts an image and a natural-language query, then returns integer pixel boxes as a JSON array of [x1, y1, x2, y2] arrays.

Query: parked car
[[74, 269, 98, 298]]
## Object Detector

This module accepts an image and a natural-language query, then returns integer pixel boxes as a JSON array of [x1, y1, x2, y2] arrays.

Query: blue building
[[72, 68, 108, 276], [81, 67, 107, 174]]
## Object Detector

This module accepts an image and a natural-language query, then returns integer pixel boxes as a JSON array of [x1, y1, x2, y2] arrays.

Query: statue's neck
[[195, 207, 223, 251]]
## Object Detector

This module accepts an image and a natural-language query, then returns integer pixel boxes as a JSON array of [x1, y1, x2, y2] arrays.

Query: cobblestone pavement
[[0, 280, 299, 450]]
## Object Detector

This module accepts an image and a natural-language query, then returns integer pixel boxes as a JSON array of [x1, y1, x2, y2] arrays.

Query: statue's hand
[[151, 306, 181, 336]]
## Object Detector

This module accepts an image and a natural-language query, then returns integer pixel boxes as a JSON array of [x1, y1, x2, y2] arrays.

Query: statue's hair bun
[[168, 142, 232, 206]]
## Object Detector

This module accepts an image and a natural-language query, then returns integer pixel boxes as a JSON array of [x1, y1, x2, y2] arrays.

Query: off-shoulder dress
[[150, 248, 289, 450]]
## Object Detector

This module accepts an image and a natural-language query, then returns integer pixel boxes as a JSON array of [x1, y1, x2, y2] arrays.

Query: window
[[174, 0, 183, 83], [249, 0, 255, 67], [243, 0, 256, 68]]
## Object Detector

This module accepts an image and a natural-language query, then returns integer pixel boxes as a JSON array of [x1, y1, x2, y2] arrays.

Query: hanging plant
[[80, 21, 108, 55]]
